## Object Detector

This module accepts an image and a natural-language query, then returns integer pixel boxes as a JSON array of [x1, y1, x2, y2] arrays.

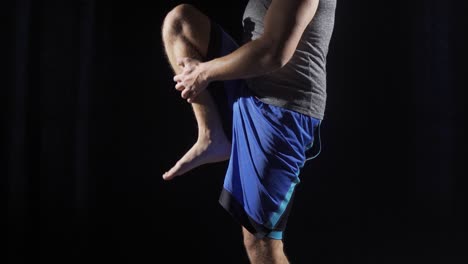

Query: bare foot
[[162, 137, 231, 181]]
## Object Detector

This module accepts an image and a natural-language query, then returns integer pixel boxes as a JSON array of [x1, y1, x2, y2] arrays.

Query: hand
[[173, 57, 210, 103]]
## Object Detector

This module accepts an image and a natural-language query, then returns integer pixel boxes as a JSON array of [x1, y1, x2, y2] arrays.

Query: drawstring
[[305, 121, 322, 161]]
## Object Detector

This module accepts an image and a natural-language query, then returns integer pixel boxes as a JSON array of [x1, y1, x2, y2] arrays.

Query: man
[[161, 0, 336, 263]]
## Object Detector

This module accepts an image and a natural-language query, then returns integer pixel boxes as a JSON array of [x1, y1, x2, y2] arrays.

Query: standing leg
[[242, 227, 290, 264], [161, 4, 231, 180]]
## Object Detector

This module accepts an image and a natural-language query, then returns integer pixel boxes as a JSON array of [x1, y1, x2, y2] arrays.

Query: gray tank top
[[242, 0, 336, 119]]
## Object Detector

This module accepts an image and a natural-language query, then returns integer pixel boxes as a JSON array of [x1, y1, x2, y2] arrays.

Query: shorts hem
[[218, 188, 286, 240]]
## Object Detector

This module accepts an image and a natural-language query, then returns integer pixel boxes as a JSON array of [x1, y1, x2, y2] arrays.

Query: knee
[[162, 4, 196, 39], [243, 228, 284, 252], [243, 234, 255, 251], [243, 229, 263, 252]]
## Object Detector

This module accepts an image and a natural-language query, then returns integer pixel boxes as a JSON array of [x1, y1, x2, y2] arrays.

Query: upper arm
[[261, 0, 319, 66]]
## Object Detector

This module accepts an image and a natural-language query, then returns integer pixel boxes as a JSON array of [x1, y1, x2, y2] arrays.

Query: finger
[[181, 88, 192, 99], [177, 57, 192, 69], [173, 74, 182, 82], [175, 82, 185, 91], [187, 90, 198, 103], [187, 87, 199, 103], [176, 57, 185, 67]]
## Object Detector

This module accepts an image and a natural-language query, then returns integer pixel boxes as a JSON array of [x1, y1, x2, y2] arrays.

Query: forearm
[[201, 37, 284, 82]]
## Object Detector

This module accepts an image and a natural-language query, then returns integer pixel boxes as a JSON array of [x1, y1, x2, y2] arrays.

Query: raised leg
[[161, 4, 231, 180], [242, 227, 290, 264]]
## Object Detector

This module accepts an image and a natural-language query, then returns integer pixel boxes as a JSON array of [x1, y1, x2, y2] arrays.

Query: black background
[[4, 0, 467, 263]]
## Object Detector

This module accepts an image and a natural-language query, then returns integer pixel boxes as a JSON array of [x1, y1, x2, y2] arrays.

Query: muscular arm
[[204, 0, 319, 80], [174, 0, 319, 102]]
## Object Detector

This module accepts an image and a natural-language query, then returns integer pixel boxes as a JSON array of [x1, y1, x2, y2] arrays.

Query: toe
[[163, 164, 180, 181]]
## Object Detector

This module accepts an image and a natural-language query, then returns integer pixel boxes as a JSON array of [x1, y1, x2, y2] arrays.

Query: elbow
[[257, 36, 293, 71], [278, 54, 293, 68], [265, 48, 292, 70]]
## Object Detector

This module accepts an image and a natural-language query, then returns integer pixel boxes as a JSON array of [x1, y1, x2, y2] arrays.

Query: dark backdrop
[[4, 0, 467, 263]]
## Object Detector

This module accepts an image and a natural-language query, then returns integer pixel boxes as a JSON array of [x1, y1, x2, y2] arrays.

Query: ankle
[[197, 128, 226, 142]]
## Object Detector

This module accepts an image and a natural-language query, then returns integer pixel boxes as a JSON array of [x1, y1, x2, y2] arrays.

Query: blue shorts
[[206, 22, 322, 240]]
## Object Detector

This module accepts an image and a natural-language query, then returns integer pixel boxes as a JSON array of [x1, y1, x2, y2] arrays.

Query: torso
[[242, 0, 337, 119]]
